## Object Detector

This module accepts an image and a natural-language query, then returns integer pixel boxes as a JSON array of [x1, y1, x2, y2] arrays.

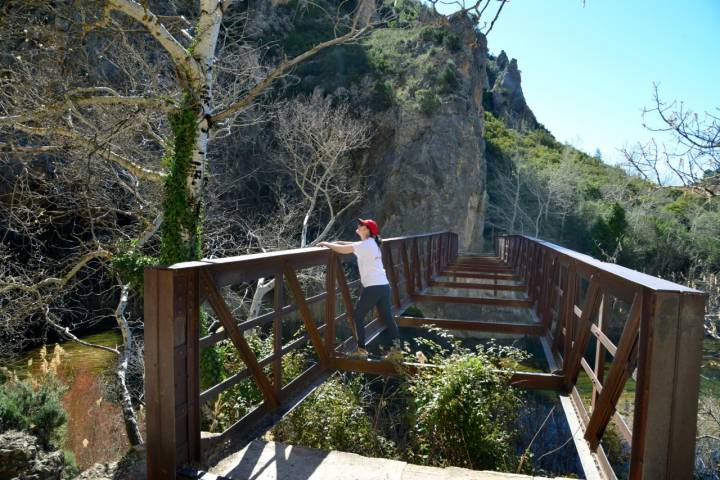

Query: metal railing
[[143, 232, 457, 479], [142, 231, 706, 480], [499, 234, 706, 480]]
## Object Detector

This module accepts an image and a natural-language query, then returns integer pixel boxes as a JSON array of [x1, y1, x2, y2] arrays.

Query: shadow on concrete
[[222, 440, 327, 480]]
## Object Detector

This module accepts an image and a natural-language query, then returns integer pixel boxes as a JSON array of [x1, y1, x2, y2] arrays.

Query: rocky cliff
[[354, 14, 490, 251], [255, 6, 542, 252], [486, 50, 539, 132]]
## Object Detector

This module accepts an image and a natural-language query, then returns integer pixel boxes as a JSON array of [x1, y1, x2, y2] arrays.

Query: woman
[[319, 218, 399, 358]]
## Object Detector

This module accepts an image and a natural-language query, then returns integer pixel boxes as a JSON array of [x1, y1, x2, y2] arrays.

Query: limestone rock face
[[488, 50, 539, 131], [358, 16, 490, 252], [75, 446, 146, 480], [0, 430, 66, 480]]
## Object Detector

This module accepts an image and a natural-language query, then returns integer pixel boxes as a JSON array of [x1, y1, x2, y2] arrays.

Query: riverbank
[[11, 330, 135, 470]]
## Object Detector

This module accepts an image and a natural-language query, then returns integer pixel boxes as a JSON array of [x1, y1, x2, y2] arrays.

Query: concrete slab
[[208, 440, 576, 480]]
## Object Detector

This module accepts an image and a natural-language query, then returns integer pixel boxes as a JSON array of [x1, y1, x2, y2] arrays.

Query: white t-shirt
[[352, 239, 389, 287]]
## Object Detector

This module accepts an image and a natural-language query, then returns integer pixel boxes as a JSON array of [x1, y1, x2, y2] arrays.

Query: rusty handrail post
[[144, 266, 201, 480], [628, 289, 705, 479]]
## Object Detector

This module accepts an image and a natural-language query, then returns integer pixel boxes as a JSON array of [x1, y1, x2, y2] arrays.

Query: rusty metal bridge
[[143, 232, 706, 479]]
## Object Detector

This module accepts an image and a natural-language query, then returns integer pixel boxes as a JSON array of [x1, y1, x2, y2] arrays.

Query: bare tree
[[275, 93, 371, 248], [0, 154, 155, 445], [486, 148, 580, 240], [623, 84, 719, 195], [243, 94, 371, 319], [486, 162, 535, 236], [0, 0, 386, 447], [423, 0, 508, 35]]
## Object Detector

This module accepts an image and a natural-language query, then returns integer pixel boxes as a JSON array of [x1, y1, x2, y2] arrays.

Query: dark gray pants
[[353, 284, 399, 349]]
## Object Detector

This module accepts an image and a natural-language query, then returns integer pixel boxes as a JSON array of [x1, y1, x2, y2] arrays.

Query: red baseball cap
[[357, 218, 379, 236]]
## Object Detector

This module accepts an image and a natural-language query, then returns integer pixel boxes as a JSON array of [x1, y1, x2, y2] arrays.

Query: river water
[[12, 330, 122, 378]]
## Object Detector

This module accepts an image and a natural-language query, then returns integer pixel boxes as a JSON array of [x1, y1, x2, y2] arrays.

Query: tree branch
[[212, 26, 372, 123], [106, 0, 204, 88], [0, 249, 112, 296], [45, 307, 120, 356], [13, 124, 166, 182]]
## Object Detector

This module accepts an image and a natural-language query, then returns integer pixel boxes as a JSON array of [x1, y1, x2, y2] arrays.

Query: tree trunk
[[115, 284, 143, 446], [161, 0, 222, 265], [116, 351, 143, 446], [249, 278, 275, 319]]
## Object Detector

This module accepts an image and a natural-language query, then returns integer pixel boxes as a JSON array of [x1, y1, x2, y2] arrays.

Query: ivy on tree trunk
[[160, 95, 202, 265], [160, 94, 221, 389]]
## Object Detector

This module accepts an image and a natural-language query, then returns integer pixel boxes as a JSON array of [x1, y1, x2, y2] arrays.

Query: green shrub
[[438, 65, 459, 94], [406, 345, 525, 470], [402, 305, 425, 317], [420, 26, 442, 43], [0, 360, 68, 449], [63, 450, 80, 478], [370, 81, 395, 111], [390, 0, 423, 27], [419, 26, 461, 52], [272, 335, 526, 472], [272, 374, 397, 457], [590, 202, 628, 260], [364, 27, 421, 77], [442, 32, 462, 52], [417, 89, 440, 115], [111, 245, 157, 293], [204, 330, 310, 432]]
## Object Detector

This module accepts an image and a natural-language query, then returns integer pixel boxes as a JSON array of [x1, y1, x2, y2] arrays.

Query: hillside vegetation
[[484, 109, 720, 278]]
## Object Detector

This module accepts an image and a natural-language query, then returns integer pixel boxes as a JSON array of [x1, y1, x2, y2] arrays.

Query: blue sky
[[439, 0, 720, 170]]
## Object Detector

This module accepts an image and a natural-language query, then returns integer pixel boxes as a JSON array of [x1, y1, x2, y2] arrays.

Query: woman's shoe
[[348, 347, 369, 359]]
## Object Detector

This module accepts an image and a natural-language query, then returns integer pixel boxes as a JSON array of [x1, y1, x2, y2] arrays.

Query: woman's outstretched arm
[[318, 241, 354, 254]]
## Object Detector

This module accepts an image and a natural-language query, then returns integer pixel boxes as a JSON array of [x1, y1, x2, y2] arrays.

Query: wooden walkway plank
[[430, 281, 527, 291], [395, 315, 544, 335], [440, 271, 520, 280], [412, 293, 532, 308]]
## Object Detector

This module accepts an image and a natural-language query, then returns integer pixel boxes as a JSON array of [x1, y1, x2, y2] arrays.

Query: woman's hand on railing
[[318, 241, 354, 254]]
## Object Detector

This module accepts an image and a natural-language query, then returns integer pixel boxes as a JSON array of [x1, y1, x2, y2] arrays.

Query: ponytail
[[373, 234, 382, 249]]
